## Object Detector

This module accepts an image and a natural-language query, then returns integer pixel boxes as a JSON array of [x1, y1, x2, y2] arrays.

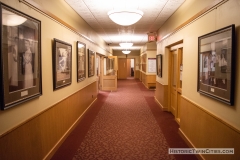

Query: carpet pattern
[[72, 80, 175, 160]]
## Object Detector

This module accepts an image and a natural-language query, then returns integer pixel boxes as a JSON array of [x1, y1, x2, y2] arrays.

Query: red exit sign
[[148, 35, 156, 41]]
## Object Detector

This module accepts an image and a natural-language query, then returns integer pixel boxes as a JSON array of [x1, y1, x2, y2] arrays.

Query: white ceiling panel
[[65, 0, 185, 50]]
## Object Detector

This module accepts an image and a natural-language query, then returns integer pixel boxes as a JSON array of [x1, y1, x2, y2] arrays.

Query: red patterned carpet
[[51, 79, 197, 160]]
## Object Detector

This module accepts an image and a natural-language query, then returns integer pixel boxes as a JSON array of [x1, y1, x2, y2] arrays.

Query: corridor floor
[[51, 79, 197, 160]]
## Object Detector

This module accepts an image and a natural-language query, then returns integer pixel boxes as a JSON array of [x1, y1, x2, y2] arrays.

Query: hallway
[[52, 79, 197, 160]]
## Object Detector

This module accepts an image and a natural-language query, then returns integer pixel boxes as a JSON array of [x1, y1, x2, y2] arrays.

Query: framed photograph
[[76, 41, 86, 82], [88, 49, 95, 77], [148, 58, 156, 73], [197, 24, 235, 105], [157, 54, 162, 77], [52, 38, 72, 90], [0, 3, 42, 110]]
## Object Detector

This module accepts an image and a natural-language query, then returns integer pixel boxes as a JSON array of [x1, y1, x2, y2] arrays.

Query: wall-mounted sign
[[148, 32, 156, 42], [148, 35, 156, 42]]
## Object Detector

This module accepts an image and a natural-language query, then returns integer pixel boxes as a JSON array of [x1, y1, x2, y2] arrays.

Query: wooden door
[[118, 58, 127, 79], [170, 50, 178, 117], [176, 48, 183, 123], [101, 56, 118, 91]]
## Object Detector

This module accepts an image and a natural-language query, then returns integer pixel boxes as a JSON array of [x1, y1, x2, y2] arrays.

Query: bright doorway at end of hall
[[127, 59, 134, 77]]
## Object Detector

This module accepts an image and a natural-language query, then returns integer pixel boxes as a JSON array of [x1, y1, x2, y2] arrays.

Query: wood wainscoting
[[141, 71, 156, 89], [180, 96, 240, 160], [0, 81, 98, 160], [102, 74, 117, 91], [154, 81, 168, 111], [134, 70, 140, 79]]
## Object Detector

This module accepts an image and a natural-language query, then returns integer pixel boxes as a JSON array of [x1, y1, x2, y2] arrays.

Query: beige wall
[[157, 0, 216, 40], [157, 0, 240, 131], [0, 0, 109, 136]]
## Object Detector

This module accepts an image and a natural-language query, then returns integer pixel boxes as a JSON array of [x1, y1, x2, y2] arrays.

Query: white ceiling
[[65, 0, 185, 50]]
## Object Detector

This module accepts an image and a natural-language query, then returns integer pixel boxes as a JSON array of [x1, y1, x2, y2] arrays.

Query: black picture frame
[[76, 41, 86, 82], [157, 54, 162, 77], [197, 24, 235, 105], [88, 49, 95, 77], [52, 38, 72, 90], [0, 3, 42, 110]]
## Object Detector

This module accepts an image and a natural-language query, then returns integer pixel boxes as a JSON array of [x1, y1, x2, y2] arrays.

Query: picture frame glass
[[157, 54, 162, 77], [77, 41, 86, 82], [148, 58, 156, 73], [53, 39, 72, 90], [0, 4, 42, 110], [198, 25, 235, 105], [88, 49, 95, 77]]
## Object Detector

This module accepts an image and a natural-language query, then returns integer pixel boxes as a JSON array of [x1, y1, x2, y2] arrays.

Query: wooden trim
[[177, 88, 182, 94], [142, 82, 148, 89], [44, 98, 97, 160], [179, 129, 204, 160], [166, 40, 184, 48], [0, 81, 98, 159], [182, 96, 240, 134], [0, 80, 97, 138], [155, 80, 167, 86], [154, 96, 168, 111], [19, 0, 110, 53], [155, 81, 169, 111], [167, 48, 172, 113], [157, 0, 228, 43]]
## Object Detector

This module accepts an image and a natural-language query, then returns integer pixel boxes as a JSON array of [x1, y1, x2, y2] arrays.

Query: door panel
[[118, 58, 127, 79], [101, 56, 117, 91], [170, 50, 177, 116]]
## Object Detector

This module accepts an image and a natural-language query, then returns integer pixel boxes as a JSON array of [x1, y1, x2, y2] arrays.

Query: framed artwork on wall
[[0, 3, 42, 110], [76, 41, 86, 82], [148, 58, 156, 73], [52, 38, 72, 90], [157, 54, 162, 77], [197, 24, 235, 105], [88, 49, 95, 77]]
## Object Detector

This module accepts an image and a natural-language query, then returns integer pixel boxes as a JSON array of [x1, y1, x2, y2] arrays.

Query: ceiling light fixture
[[108, 9, 143, 26], [119, 42, 133, 48], [122, 50, 131, 54]]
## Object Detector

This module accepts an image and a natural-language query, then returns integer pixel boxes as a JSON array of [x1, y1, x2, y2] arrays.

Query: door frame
[[96, 53, 103, 91], [167, 40, 183, 124]]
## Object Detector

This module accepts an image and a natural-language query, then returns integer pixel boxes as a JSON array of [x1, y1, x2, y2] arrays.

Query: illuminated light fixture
[[119, 42, 133, 48], [2, 9, 27, 26], [122, 50, 131, 54], [108, 9, 143, 26]]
